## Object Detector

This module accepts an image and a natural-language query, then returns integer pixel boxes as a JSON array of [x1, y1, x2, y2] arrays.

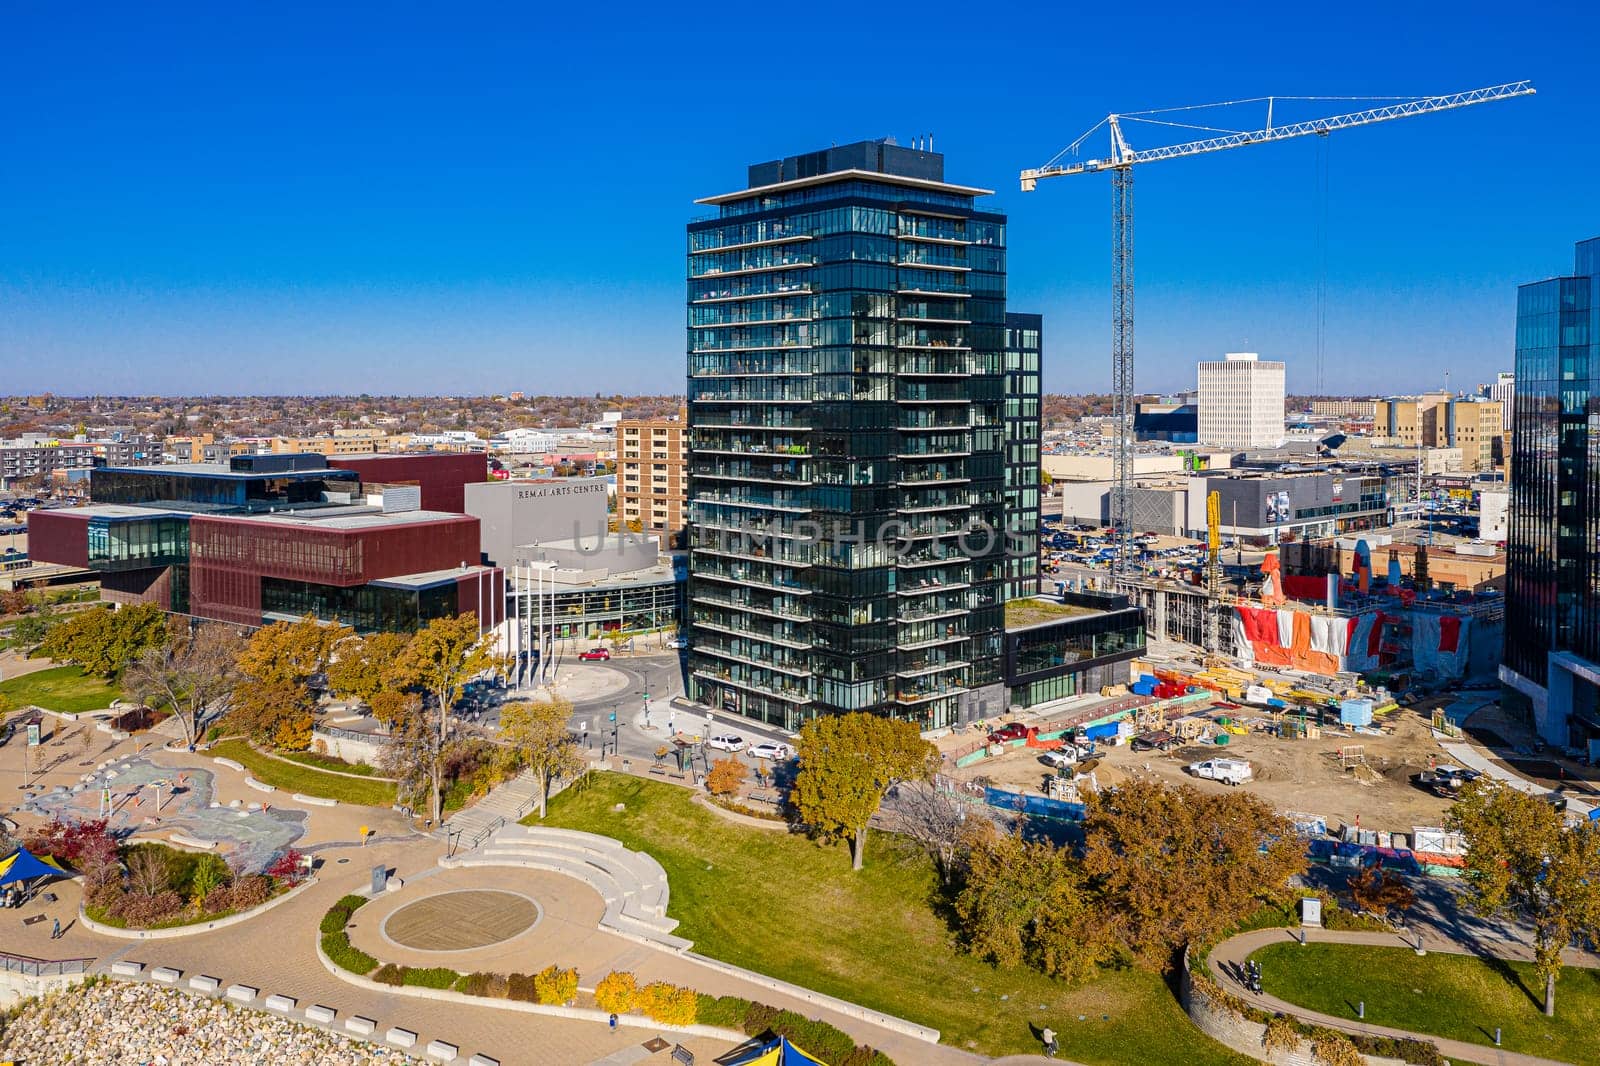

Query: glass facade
[[1004, 608, 1146, 709], [261, 576, 459, 633], [1003, 313, 1042, 600], [686, 142, 1017, 731], [1505, 237, 1600, 691], [86, 514, 190, 572], [91, 467, 359, 511]]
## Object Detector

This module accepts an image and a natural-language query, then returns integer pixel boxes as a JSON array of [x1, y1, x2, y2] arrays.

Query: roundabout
[[382, 889, 542, 952]]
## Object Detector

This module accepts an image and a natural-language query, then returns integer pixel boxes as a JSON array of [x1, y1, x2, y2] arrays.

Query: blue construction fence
[[983, 787, 1085, 822]]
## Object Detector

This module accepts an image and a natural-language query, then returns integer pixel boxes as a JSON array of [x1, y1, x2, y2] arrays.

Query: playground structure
[[22, 758, 306, 871]]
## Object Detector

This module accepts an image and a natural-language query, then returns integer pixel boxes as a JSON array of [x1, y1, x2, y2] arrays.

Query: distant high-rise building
[[685, 139, 1014, 731], [1003, 313, 1042, 600], [617, 411, 686, 545], [1487, 371, 1515, 431], [1502, 237, 1600, 748], [1374, 394, 1504, 473], [1196, 352, 1285, 449]]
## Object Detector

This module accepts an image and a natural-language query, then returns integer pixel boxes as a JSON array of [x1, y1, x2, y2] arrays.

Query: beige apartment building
[[1308, 399, 1378, 419], [1373, 394, 1503, 472], [617, 411, 686, 543], [269, 429, 411, 455]]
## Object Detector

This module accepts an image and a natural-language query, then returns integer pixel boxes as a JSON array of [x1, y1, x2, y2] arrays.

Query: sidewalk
[[1207, 926, 1584, 1066], [1440, 742, 1595, 818]]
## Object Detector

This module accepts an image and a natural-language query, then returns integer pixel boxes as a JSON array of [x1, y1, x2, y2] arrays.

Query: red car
[[578, 648, 611, 661], [987, 722, 1031, 744]]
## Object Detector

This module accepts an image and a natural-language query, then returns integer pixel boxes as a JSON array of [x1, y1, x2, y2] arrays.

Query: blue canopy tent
[[0, 846, 68, 891], [722, 1035, 830, 1066]]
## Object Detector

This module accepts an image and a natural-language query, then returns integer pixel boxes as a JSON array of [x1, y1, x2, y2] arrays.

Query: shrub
[[1310, 1031, 1364, 1066], [1262, 1013, 1301, 1055], [202, 885, 234, 915], [594, 971, 637, 1014], [533, 965, 578, 1006], [228, 874, 272, 911], [706, 757, 747, 797], [372, 963, 408, 986], [506, 972, 537, 1003], [695, 993, 751, 1029], [637, 981, 697, 1026], [320, 929, 377, 975], [265, 848, 306, 885], [110, 890, 184, 928], [403, 966, 459, 989], [455, 972, 501, 997], [272, 711, 314, 751]]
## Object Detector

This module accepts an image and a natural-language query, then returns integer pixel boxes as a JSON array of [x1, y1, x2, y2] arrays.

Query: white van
[[1186, 758, 1254, 786]]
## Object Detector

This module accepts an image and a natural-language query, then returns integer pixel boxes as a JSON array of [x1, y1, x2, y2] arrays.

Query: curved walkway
[[1207, 926, 1584, 1066]]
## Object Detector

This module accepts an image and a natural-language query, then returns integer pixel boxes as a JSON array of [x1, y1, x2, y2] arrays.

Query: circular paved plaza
[[382, 890, 542, 951]]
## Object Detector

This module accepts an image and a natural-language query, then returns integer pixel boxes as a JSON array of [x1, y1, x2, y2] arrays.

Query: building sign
[[1331, 478, 1344, 504], [515, 483, 607, 500]]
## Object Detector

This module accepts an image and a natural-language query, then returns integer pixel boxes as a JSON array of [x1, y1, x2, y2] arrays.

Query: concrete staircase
[[439, 824, 690, 953], [439, 768, 545, 851]]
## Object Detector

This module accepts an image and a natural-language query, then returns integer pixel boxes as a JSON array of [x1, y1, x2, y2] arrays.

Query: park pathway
[[1207, 926, 1588, 1066]]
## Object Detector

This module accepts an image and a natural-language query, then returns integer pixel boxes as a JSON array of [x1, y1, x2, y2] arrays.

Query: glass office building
[[1003, 313, 1042, 600], [1503, 237, 1600, 747], [686, 140, 1022, 731]]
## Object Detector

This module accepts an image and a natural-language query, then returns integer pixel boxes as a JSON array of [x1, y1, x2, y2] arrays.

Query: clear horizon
[[4, 3, 1594, 397]]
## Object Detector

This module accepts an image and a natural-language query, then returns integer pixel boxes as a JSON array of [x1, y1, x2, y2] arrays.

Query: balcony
[[692, 617, 810, 650], [897, 604, 966, 624], [896, 658, 970, 678], [895, 684, 967, 705], [691, 544, 815, 568], [694, 566, 814, 595], [692, 669, 813, 705], [897, 631, 969, 652], [689, 590, 812, 623], [897, 551, 970, 568], [895, 580, 971, 598], [696, 644, 811, 677], [692, 489, 809, 513], [689, 233, 813, 255], [690, 256, 817, 280]]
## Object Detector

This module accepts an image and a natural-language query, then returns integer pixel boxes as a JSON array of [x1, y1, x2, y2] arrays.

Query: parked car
[[665, 636, 689, 649], [578, 648, 611, 661], [706, 733, 746, 752], [747, 741, 795, 761], [987, 722, 1031, 744], [1186, 758, 1254, 785]]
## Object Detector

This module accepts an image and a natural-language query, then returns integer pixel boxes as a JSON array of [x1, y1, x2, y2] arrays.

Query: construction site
[[938, 81, 1581, 875]]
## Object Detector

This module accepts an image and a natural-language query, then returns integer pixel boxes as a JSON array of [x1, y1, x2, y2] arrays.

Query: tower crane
[[1021, 81, 1535, 582]]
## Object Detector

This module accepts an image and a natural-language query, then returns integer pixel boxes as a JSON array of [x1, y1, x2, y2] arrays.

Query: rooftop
[[228, 507, 467, 531], [1003, 597, 1101, 630]]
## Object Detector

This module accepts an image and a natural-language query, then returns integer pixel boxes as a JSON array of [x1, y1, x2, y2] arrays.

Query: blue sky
[[3, 2, 1595, 397]]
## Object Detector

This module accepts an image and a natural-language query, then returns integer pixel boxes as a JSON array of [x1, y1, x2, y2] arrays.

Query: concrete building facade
[[1196, 353, 1285, 449]]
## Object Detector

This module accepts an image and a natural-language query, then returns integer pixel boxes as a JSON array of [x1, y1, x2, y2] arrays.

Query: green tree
[[123, 623, 244, 750], [1081, 780, 1306, 969], [792, 712, 940, 870], [954, 822, 1108, 981], [394, 614, 506, 823], [40, 602, 167, 678], [1448, 779, 1600, 1016], [495, 696, 585, 819]]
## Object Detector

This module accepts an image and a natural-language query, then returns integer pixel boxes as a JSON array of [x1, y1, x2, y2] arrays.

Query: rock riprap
[[0, 980, 415, 1064]]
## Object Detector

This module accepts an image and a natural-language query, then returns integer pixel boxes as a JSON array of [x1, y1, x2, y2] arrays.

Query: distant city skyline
[[4, 4, 1595, 396]]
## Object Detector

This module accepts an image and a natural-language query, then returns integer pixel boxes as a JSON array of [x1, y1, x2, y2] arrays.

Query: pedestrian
[[1041, 1025, 1057, 1058], [50, 917, 60, 940], [608, 1012, 618, 1033]]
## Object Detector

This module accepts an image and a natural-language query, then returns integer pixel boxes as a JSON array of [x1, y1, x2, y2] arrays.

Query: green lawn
[[280, 750, 380, 776], [538, 773, 1251, 1065], [0, 665, 120, 713], [1252, 941, 1600, 1063], [208, 739, 397, 807]]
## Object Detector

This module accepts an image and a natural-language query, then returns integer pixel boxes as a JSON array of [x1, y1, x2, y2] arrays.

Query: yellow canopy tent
[[723, 1036, 830, 1066]]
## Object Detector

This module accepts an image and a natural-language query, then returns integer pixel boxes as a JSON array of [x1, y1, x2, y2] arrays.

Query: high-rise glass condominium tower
[[685, 140, 1017, 731], [1503, 236, 1600, 748], [1003, 313, 1042, 600]]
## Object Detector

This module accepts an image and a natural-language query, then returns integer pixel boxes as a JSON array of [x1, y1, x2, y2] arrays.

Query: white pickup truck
[[1186, 758, 1254, 786]]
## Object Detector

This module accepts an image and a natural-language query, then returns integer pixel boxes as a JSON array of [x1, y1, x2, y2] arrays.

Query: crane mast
[[1021, 81, 1534, 587]]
